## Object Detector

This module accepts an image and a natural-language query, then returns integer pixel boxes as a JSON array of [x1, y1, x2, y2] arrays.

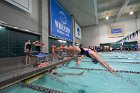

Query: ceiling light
[[106, 16, 109, 20], [58, 39, 67, 43], [58, 40, 62, 42], [0, 26, 4, 29], [14, 27, 18, 28], [25, 29, 29, 31], [129, 11, 133, 15]]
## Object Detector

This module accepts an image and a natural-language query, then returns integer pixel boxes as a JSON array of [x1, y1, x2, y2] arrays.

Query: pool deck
[[0, 56, 77, 89]]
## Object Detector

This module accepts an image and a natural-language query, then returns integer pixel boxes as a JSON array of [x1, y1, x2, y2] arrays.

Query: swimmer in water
[[56, 46, 115, 74]]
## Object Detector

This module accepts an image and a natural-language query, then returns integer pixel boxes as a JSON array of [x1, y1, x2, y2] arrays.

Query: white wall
[[137, 12, 140, 50], [0, 0, 39, 32], [81, 14, 138, 46], [99, 15, 137, 43], [81, 26, 100, 47], [136, 12, 140, 30]]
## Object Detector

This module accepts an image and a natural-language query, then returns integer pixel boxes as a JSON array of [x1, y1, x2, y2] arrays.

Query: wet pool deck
[[0, 56, 77, 89]]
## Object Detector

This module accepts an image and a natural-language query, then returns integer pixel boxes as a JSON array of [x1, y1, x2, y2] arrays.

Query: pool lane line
[[104, 58, 140, 59], [63, 66, 140, 74], [20, 82, 66, 93], [83, 57, 128, 59], [46, 73, 88, 87], [84, 58, 140, 59], [88, 58, 130, 59], [81, 61, 140, 64]]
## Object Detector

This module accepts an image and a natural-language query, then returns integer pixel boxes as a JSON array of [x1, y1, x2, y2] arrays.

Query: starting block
[[30, 53, 50, 65]]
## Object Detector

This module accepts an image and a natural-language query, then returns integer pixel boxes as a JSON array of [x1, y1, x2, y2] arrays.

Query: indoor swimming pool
[[1, 52, 140, 93]]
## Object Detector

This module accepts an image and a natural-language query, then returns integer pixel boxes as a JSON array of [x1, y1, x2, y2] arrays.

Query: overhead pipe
[[116, 0, 131, 21]]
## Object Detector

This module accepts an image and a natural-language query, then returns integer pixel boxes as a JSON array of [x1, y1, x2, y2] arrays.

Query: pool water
[[0, 84, 40, 93], [1, 52, 140, 93]]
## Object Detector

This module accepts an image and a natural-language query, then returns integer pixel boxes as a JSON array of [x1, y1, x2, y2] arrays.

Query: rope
[[46, 73, 87, 87], [20, 82, 66, 93], [81, 61, 140, 64], [63, 66, 140, 74]]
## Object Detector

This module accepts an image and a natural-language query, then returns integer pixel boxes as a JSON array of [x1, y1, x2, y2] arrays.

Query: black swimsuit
[[79, 47, 92, 58], [79, 47, 98, 64], [26, 44, 31, 51], [35, 46, 41, 53]]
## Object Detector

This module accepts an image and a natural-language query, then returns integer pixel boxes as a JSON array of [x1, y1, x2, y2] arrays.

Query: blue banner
[[50, 0, 73, 41], [111, 28, 122, 34], [75, 22, 81, 39]]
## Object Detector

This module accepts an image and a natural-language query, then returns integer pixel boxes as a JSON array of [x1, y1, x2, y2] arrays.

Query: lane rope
[[81, 61, 140, 64], [63, 66, 140, 74], [20, 82, 65, 93]]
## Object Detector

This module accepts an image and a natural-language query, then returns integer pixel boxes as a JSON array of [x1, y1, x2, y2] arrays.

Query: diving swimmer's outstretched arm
[[89, 51, 115, 74]]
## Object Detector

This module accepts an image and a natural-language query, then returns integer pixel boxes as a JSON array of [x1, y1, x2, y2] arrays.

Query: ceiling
[[59, 0, 140, 27]]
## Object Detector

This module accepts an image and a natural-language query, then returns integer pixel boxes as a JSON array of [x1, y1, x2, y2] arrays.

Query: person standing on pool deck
[[58, 44, 63, 59], [57, 46, 115, 74], [120, 44, 123, 52], [24, 40, 32, 66], [52, 44, 56, 61], [33, 40, 44, 53]]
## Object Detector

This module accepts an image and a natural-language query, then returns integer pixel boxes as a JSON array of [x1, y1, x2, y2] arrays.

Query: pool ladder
[[20, 82, 66, 93]]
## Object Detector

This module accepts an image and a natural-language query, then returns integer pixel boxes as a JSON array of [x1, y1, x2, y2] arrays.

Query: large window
[[0, 26, 39, 58]]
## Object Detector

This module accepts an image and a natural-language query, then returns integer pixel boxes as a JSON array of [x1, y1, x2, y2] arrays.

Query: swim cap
[[92, 59, 98, 64]]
